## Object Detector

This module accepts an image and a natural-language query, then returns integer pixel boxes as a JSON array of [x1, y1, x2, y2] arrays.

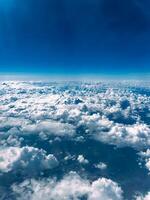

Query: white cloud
[[94, 162, 107, 170], [80, 114, 150, 149], [0, 146, 58, 174], [1, 81, 150, 150], [139, 149, 150, 172], [1, 80, 150, 199], [146, 160, 150, 172], [98, 123, 150, 149], [12, 172, 123, 200], [136, 192, 150, 200], [77, 155, 89, 164], [22, 120, 75, 137]]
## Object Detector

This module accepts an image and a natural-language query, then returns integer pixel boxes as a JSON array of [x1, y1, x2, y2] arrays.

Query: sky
[[0, 0, 150, 76]]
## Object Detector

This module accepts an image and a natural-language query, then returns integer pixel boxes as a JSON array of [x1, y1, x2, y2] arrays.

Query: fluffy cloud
[[94, 162, 107, 170], [139, 149, 150, 172], [12, 172, 123, 200], [0, 81, 150, 148], [22, 120, 75, 137], [1, 81, 150, 199], [79, 113, 150, 149], [94, 122, 150, 149], [1, 81, 150, 149], [136, 192, 150, 200], [0, 146, 58, 174], [77, 155, 89, 164]]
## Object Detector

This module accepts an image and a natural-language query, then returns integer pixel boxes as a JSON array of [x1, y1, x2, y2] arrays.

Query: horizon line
[[0, 72, 150, 81]]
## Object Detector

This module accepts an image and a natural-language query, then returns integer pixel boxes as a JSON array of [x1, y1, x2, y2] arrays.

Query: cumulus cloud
[[12, 172, 123, 200], [0, 146, 58, 174], [1, 81, 150, 199], [1, 81, 150, 151], [1, 81, 150, 149], [22, 120, 75, 137], [94, 162, 107, 170], [139, 149, 150, 172], [136, 192, 150, 200], [94, 122, 150, 149], [77, 155, 89, 164], [79, 114, 150, 149]]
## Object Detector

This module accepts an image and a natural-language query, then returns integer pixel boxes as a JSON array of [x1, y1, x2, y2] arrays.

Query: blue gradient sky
[[0, 0, 150, 76]]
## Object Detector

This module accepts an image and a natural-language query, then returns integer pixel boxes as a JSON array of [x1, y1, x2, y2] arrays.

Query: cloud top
[[12, 172, 123, 200]]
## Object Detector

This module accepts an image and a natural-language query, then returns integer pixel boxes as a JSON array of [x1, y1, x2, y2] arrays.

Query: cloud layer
[[12, 172, 123, 200], [0, 81, 150, 199], [1, 81, 150, 149]]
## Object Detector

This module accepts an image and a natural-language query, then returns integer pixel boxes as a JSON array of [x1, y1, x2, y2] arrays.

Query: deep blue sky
[[0, 0, 150, 76]]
